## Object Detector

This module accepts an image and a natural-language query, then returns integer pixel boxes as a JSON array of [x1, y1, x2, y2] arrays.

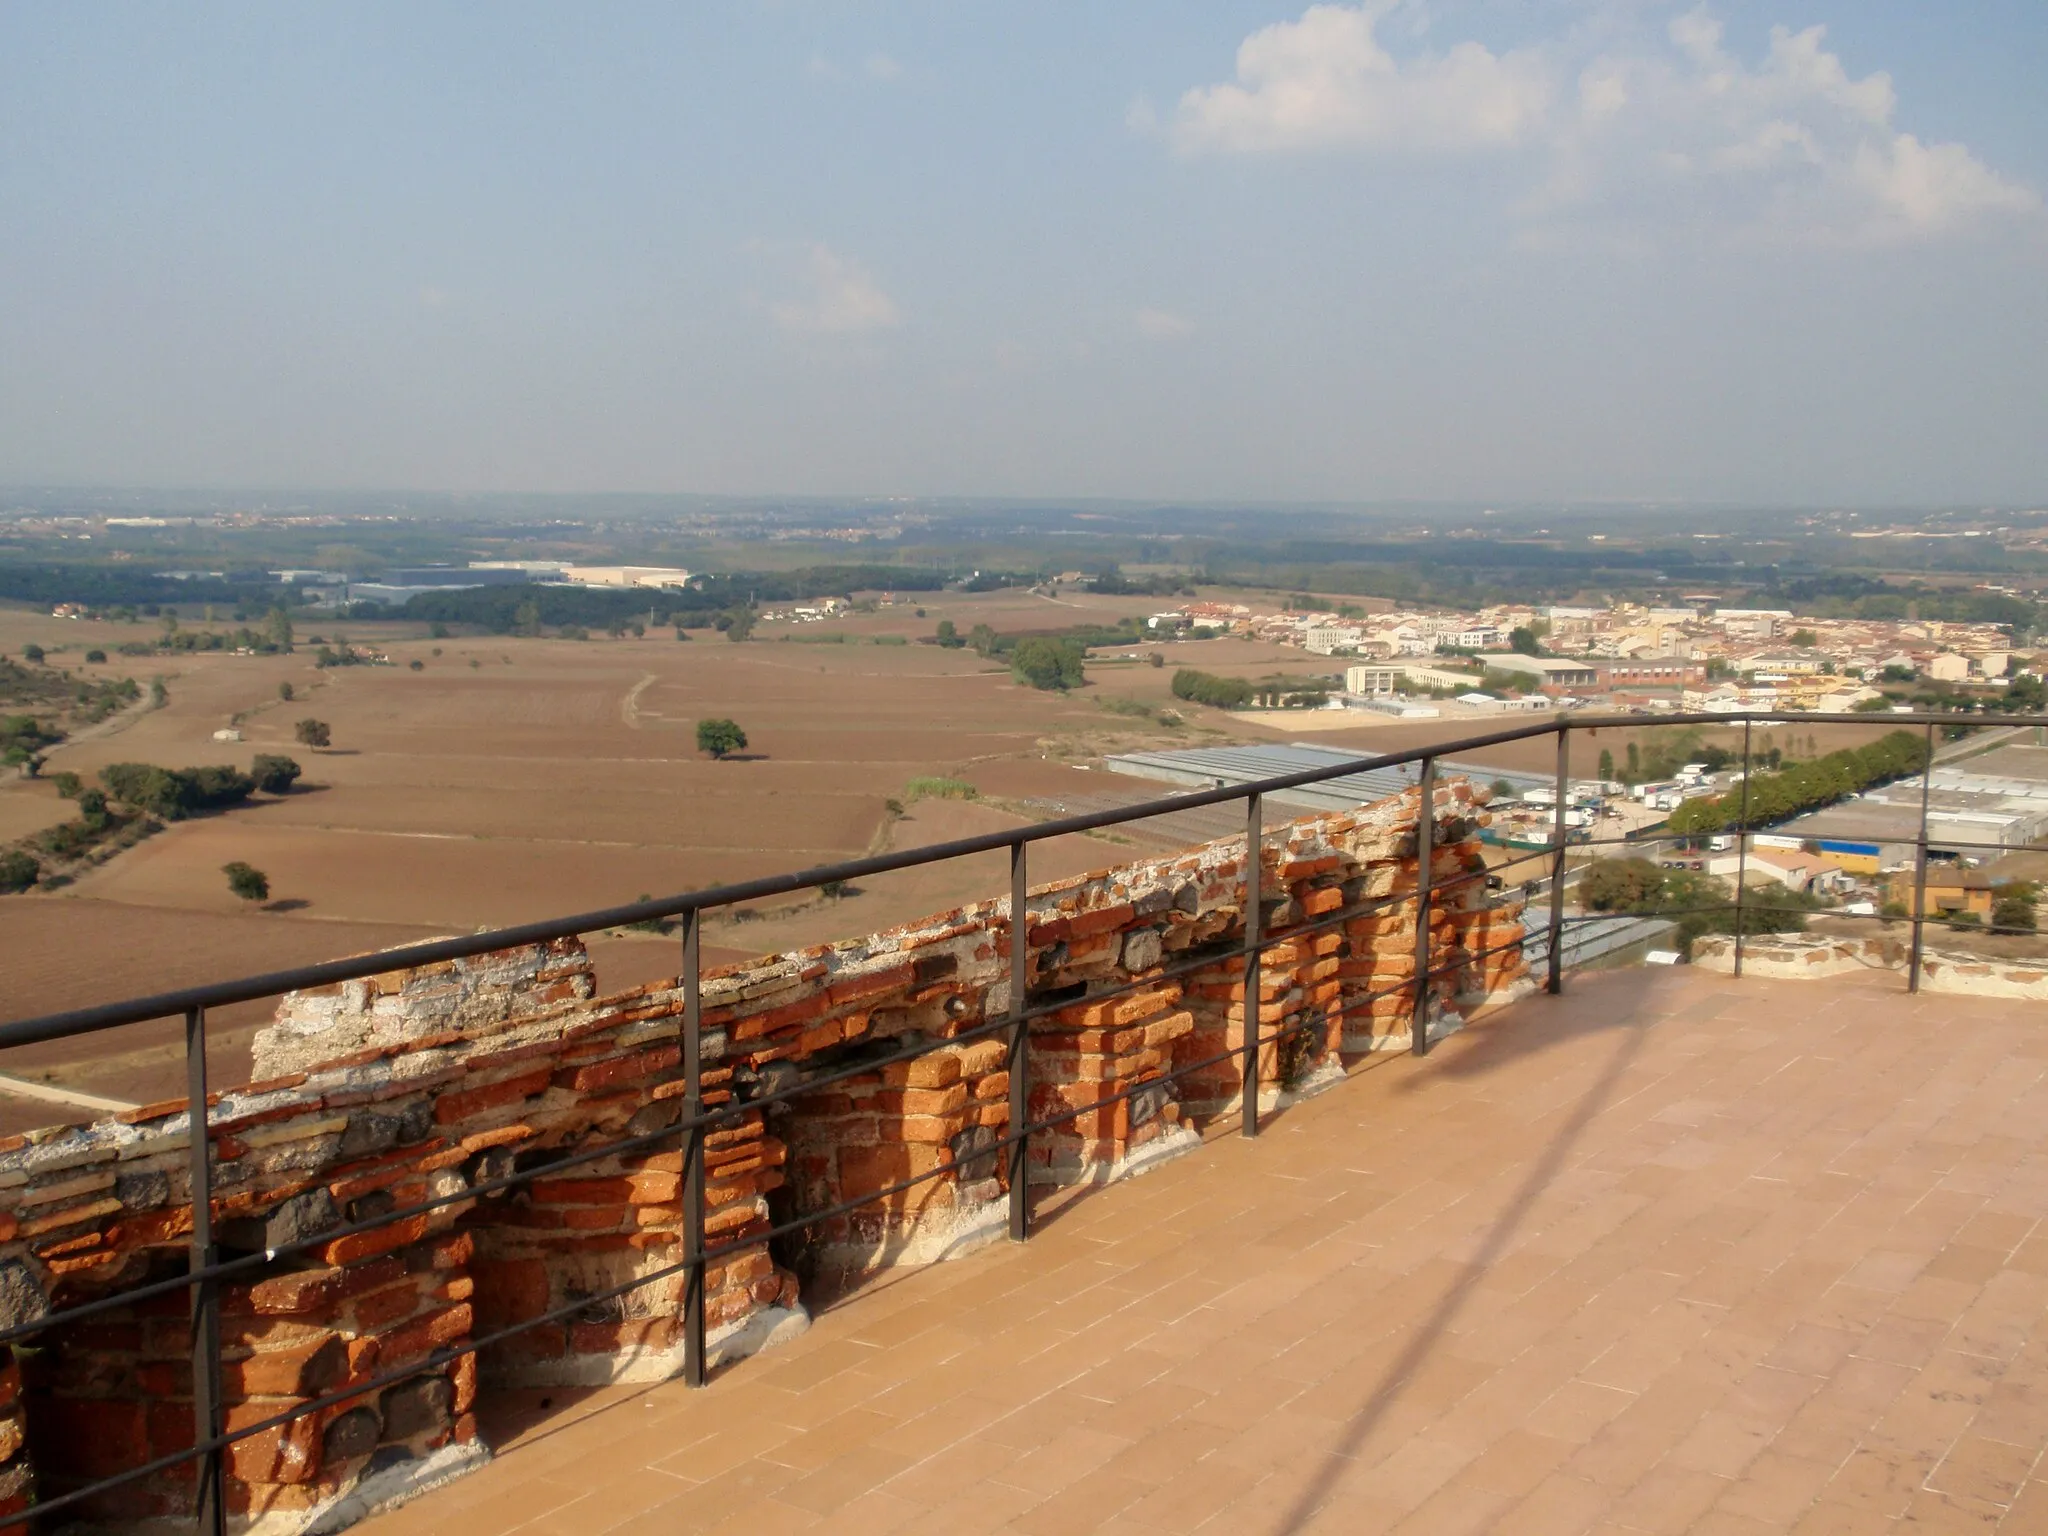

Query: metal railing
[[0, 708, 2040, 1532]]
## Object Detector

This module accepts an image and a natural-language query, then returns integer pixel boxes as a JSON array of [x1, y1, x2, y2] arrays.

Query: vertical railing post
[[1908, 722, 1935, 993], [1241, 792, 1263, 1136], [185, 1005, 225, 1536], [1411, 758, 1436, 1056], [1545, 723, 1570, 993], [680, 907, 706, 1387], [1007, 841, 1031, 1241], [1733, 717, 1753, 978]]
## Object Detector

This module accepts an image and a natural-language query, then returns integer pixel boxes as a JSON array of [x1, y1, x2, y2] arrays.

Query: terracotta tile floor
[[360, 967, 2048, 1534]]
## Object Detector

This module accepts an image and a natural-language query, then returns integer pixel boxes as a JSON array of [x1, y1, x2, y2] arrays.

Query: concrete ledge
[[1693, 934, 2048, 1000]]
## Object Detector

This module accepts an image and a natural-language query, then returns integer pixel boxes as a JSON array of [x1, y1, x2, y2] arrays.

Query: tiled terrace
[[360, 967, 2048, 1535]]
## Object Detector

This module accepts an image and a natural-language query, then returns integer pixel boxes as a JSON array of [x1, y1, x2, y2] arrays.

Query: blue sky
[[2, 2, 2043, 505]]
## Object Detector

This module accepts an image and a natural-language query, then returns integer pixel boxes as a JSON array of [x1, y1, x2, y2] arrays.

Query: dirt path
[[620, 672, 657, 729]]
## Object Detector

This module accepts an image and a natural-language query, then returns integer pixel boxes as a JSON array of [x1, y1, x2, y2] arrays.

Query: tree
[[1789, 629, 1818, 648], [278, 681, 294, 702], [222, 861, 270, 902], [1508, 626, 1544, 656], [1148, 651, 1165, 668], [1597, 748, 1615, 781], [250, 754, 302, 794], [295, 718, 331, 749], [1625, 741, 1641, 781], [967, 623, 998, 657], [696, 718, 748, 759], [1490, 779, 1517, 803], [1581, 858, 1667, 914], [21, 645, 43, 664], [1009, 637, 1085, 691], [49, 771, 82, 799], [84, 649, 106, 664], [264, 606, 294, 652], [0, 850, 38, 893], [724, 608, 755, 642], [1992, 882, 2038, 933], [934, 619, 964, 649]]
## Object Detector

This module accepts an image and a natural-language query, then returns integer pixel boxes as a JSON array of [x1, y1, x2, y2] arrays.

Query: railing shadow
[[1270, 984, 1659, 1532]]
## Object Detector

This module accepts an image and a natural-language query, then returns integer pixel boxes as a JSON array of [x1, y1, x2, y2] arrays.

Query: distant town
[[1131, 594, 2019, 721]]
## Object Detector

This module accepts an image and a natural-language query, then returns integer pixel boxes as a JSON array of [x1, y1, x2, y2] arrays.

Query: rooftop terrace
[[357, 966, 2048, 1535]]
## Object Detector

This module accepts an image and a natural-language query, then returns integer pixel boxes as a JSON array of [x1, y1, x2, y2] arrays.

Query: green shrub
[[222, 861, 270, 902], [696, 718, 748, 759], [0, 850, 38, 893], [251, 754, 302, 794], [1010, 637, 1086, 691]]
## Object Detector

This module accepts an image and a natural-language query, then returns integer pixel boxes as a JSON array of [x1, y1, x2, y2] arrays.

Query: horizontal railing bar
[[8, 710, 2029, 1045]]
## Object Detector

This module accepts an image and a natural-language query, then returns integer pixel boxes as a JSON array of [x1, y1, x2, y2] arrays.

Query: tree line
[[1665, 730, 1930, 835]]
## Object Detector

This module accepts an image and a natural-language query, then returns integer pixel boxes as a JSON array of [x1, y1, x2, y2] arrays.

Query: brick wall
[[0, 777, 1524, 1532]]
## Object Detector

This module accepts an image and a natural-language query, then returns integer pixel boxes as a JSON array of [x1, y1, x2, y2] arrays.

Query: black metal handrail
[[1, 706, 2040, 1533]]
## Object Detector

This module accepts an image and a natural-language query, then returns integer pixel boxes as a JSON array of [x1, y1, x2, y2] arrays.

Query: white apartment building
[[1303, 624, 1365, 655], [1344, 665, 1400, 696]]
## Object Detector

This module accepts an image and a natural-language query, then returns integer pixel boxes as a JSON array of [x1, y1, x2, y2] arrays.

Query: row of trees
[[96, 756, 300, 819], [1170, 669, 1256, 708], [1666, 730, 1931, 835]]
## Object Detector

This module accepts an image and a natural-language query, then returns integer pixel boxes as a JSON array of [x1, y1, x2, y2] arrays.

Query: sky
[[2, 1, 2044, 507]]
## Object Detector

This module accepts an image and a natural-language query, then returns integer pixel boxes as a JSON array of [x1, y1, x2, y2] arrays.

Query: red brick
[[225, 1402, 322, 1486], [827, 962, 916, 1008], [374, 1303, 472, 1368], [556, 1044, 679, 1095], [317, 1214, 429, 1267], [433, 1065, 554, 1125], [350, 1278, 425, 1332], [224, 1332, 347, 1398]]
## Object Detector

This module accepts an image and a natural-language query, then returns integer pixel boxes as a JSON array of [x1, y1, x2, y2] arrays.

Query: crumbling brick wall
[[0, 777, 1523, 1532]]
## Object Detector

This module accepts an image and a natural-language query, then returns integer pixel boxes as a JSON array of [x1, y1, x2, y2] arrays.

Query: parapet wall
[[0, 778, 1525, 1533], [1693, 932, 2048, 999]]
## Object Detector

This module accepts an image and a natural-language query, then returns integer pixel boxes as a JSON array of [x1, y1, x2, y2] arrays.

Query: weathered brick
[[432, 1066, 554, 1125]]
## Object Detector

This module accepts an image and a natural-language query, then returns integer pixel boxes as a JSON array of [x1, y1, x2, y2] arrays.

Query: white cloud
[[1135, 308, 1195, 340], [1171, 2, 1552, 154], [770, 246, 902, 336], [1168, 4, 2039, 244]]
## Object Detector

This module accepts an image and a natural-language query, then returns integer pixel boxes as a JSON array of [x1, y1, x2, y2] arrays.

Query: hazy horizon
[[4, 3, 2045, 506]]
